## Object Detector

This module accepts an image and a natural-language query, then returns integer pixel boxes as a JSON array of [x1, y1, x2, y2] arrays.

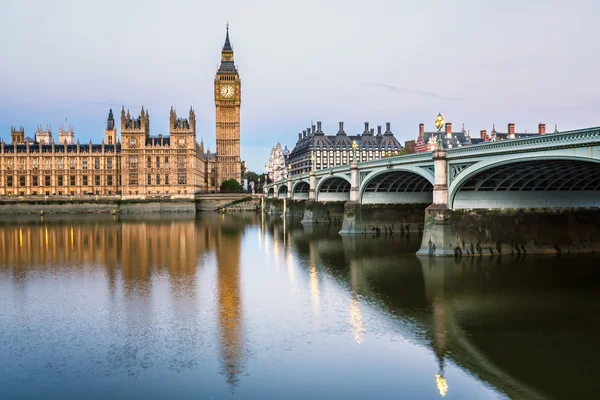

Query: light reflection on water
[[0, 214, 599, 400]]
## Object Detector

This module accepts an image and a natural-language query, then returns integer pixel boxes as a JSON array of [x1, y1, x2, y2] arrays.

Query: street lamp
[[310, 152, 315, 171], [352, 140, 358, 163], [435, 112, 445, 150]]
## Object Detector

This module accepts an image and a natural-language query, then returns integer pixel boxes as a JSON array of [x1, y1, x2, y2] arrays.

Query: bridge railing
[[265, 126, 600, 189]]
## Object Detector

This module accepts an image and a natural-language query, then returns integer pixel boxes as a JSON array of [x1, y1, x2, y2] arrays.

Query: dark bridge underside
[[293, 181, 310, 200], [362, 171, 433, 204], [294, 181, 310, 194], [454, 160, 600, 209], [278, 186, 288, 198], [318, 177, 350, 201]]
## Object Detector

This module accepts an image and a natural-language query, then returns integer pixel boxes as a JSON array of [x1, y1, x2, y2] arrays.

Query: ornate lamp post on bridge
[[287, 164, 292, 199], [434, 112, 445, 151], [349, 140, 360, 202], [309, 151, 316, 201]]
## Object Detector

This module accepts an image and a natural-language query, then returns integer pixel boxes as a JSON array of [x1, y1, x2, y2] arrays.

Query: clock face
[[220, 84, 234, 98]]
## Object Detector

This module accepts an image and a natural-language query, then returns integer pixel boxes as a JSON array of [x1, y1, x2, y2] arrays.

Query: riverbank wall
[[301, 201, 345, 224], [0, 197, 195, 214], [417, 207, 600, 257], [339, 202, 428, 235]]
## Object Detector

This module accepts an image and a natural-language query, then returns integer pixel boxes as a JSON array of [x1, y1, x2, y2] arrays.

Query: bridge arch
[[292, 181, 310, 200], [359, 167, 434, 204], [267, 187, 275, 199], [449, 156, 600, 209], [277, 184, 288, 199], [316, 175, 351, 202]]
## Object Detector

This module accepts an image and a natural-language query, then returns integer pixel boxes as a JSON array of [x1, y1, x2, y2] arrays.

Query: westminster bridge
[[264, 127, 600, 256]]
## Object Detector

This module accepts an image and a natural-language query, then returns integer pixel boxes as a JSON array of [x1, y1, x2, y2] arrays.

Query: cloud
[[365, 83, 460, 100]]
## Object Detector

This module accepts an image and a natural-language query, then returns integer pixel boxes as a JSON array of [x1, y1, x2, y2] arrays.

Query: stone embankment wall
[[220, 196, 261, 212], [340, 202, 428, 235], [301, 201, 345, 224], [263, 199, 306, 219], [418, 208, 600, 257], [0, 198, 196, 214]]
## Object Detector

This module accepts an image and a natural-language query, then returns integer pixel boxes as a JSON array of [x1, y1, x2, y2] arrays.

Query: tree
[[244, 171, 259, 184], [220, 179, 243, 193]]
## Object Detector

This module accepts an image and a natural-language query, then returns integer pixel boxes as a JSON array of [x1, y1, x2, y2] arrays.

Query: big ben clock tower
[[215, 23, 242, 186]]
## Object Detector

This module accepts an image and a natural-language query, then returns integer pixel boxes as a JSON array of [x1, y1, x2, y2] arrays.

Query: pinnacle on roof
[[223, 22, 232, 51]]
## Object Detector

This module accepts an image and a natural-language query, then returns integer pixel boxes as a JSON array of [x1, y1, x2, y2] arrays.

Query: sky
[[1, 0, 598, 171]]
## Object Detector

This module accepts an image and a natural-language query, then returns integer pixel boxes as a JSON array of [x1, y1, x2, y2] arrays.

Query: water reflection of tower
[[349, 259, 365, 344], [308, 239, 320, 318], [215, 223, 245, 387], [420, 258, 449, 397]]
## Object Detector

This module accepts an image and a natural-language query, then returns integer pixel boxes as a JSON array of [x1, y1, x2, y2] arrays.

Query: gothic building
[[287, 121, 402, 176], [265, 142, 289, 182], [0, 26, 243, 197], [214, 25, 242, 185]]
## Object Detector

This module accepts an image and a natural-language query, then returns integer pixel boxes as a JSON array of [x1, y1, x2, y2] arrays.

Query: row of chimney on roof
[[418, 122, 549, 139], [480, 123, 548, 141], [298, 121, 392, 140]]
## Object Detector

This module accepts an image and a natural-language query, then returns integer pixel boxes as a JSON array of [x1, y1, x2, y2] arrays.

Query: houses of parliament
[[0, 27, 242, 197]]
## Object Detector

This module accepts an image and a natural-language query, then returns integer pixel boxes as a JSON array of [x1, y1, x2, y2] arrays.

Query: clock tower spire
[[215, 23, 242, 188]]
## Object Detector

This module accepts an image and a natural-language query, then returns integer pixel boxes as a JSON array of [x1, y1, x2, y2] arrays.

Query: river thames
[[0, 214, 598, 399]]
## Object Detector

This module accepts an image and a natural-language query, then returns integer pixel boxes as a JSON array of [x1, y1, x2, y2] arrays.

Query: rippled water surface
[[0, 214, 599, 400]]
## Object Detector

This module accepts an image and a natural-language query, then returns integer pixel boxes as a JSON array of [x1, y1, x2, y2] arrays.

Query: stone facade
[[0, 129, 121, 196], [120, 106, 205, 198]]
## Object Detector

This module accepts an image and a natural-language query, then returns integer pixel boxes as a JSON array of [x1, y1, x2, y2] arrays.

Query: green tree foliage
[[244, 171, 259, 184], [220, 179, 243, 193]]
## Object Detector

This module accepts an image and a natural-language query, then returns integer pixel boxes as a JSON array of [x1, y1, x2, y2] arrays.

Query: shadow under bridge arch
[[360, 169, 434, 204], [316, 176, 351, 202], [450, 159, 600, 209], [267, 187, 274, 199], [292, 181, 310, 200], [277, 184, 288, 199]]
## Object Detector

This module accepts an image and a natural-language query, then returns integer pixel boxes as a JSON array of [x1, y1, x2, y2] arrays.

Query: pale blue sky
[[0, 0, 598, 171]]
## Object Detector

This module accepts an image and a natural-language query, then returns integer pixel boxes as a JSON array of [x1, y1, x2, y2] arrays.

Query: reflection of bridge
[[266, 128, 600, 208], [265, 128, 600, 256]]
